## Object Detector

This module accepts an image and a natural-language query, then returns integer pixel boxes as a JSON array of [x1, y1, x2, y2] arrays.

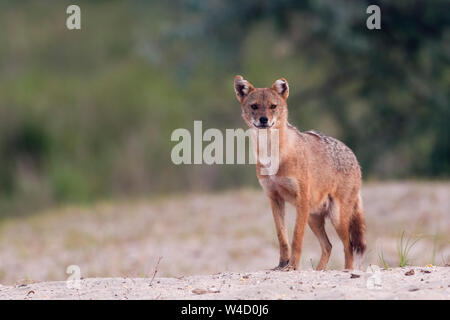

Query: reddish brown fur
[[234, 75, 367, 270]]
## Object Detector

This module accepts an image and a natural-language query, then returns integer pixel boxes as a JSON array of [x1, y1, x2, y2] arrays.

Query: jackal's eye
[[251, 104, 258, 110], [270, 104, 277, 109]]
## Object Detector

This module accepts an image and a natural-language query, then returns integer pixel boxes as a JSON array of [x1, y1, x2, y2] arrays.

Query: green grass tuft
[[377, 246, 389, 270], [397, 231, 421, 267]]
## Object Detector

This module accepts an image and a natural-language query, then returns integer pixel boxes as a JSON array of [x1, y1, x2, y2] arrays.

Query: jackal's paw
[[272, 260, 289, 271], [280, 263, 297, 272]]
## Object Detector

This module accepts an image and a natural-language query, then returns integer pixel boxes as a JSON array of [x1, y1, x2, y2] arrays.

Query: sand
[[1, 266, 448, 300]]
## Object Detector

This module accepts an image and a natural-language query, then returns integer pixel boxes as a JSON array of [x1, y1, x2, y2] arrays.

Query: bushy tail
[[349, 194, 367, 255]]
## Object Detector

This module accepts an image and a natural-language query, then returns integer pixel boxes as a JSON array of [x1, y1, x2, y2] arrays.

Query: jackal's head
[[234, 76, 289, 129]]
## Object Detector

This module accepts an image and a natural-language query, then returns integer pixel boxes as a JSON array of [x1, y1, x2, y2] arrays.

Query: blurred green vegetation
[[0, 0, 449, 217]]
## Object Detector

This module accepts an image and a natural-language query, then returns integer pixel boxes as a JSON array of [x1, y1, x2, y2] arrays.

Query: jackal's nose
[[259, 116, 268, 124]]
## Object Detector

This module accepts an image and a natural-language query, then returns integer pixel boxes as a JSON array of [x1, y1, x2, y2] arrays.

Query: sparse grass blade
[[431, 232, 438, 266], [377, 245, 389, 270], [397, 231, 421, 267]]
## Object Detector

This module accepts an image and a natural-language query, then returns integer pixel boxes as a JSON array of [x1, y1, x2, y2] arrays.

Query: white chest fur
[[258, 176, 298, 204]]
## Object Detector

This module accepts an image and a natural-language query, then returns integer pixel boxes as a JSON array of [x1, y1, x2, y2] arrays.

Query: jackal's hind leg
[[308, 214, 332, 270], [332, 203, 354, 270]]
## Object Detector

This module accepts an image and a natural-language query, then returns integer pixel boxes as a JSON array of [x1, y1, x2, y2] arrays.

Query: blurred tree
[[170, 0, 450, 178], [0, 0, 448, 216]]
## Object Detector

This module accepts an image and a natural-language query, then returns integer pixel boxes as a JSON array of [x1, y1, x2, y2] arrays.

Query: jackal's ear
[[271, 78, 289, 99], [234, 75, 254, 103]]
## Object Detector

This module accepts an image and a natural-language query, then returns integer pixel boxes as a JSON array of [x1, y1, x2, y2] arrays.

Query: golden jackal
[[234, 76, 367, 270]]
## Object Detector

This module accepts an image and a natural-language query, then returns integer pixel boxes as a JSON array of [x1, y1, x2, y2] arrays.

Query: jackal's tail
[[349, 193, 367, 255]]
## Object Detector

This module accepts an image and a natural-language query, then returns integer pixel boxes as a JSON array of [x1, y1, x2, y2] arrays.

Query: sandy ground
[[0, 182, 449, 298], [0, 266, 448, 300]]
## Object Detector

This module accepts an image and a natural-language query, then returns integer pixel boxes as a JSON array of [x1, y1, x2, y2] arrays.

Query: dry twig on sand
[[149, 256, 163, 286]]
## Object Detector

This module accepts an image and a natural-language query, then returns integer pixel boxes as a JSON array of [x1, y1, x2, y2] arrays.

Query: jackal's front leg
[[269, 197, 290, 269], [283, 192, 309, 271]]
